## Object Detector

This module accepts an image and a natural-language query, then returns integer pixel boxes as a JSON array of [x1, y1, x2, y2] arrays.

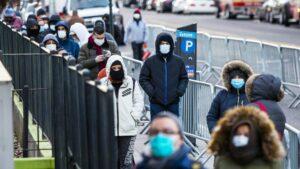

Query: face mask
[[150, 133, 175, 158], [94, 38, 105, 46], [231, 79, 245, 89], [58, 30, 67, 39], [232, 135, 249, 147], [40, 25, 46, 32], [50, 25, 56, 31], [133, 14, 141, 20], [110, 69, 124, 81], [46, 44, 57, 51], [160, 44, 170, 54]]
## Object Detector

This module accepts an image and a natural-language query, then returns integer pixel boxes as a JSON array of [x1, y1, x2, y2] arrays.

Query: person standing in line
[[68, 10, 84, 26], [139, 32, 188, 119], [124, 8, 147, 61], [208, 106, 285, 169], [206, 60, 254, 133], [100, 55, 144, 169], [55, 21, 80, 59]]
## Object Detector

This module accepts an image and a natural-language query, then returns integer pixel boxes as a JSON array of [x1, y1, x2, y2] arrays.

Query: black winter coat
[[139, 33, 188, 105], [246, 74, 286, 136]]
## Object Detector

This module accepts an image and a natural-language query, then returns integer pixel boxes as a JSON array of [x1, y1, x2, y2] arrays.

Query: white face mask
[[160, 44, 171, 54], [58, 30, 67, 39], [46, 44, 57, 51], [43, 24, 49, 30], [232, 135, 249, 147], [94, 38, 105, 46], [133, 14, 141, 20], [50, 25, 56, 31]]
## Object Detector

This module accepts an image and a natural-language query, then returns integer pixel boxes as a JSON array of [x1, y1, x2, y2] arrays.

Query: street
[[121, 7, 300, 47]]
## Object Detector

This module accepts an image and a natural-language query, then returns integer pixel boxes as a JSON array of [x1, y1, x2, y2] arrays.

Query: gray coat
[[78, 39, 121, 79]]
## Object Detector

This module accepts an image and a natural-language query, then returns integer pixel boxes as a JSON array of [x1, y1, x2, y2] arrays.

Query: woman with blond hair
[[208, 106, 285, 169]]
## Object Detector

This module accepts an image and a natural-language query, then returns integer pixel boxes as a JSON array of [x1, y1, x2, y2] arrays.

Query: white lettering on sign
[[186, 40, 193, 51]]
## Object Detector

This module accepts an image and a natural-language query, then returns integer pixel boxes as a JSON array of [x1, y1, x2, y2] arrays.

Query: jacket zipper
[[164, 58, 168, 105], [117, 92, 120, 136], [237, 89, 240, 106]]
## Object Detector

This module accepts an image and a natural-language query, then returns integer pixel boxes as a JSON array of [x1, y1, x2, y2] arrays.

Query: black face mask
[[110, 69, 124, 81]]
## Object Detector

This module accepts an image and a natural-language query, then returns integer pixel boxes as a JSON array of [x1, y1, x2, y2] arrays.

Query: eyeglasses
[[148, 128, 179, 136]]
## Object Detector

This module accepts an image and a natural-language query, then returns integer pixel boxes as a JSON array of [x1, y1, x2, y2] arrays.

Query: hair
[[151, 112, 184, 138]]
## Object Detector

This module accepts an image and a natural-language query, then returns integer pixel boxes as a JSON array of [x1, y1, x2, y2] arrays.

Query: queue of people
[[1, 4, 288, 169]]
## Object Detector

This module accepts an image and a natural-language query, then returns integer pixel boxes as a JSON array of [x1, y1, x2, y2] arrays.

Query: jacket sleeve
[[78, 46, 98, 68], [110, 41, 121, 55], [143, 23, 148, 43], [124, 22, 131, 43], [132, 81, 144, 121], [206, 91, 222, 133], [177, 61, 189, 97], [139, 60, 155, 98]]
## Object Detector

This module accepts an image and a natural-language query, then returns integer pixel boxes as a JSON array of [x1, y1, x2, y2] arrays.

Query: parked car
[[258, 0, 300, 26], [156, 0, 173, 12], [216, 0, 264, 19], [123, 0, 139, 7], [172, 0, 185, 13], [146, 0, 157, 10]]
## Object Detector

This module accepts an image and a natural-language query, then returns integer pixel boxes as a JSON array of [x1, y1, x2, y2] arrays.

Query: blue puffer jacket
[[55, 21, 80, 59], [137, 144, 203, 169], [206, 60, 254, 133]]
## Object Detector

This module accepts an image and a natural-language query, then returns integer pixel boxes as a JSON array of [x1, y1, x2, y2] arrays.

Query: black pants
[[131, 42, 143, 61], [117, 136, 136, 169]]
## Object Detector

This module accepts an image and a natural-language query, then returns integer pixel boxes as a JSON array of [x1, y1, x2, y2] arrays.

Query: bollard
[[22, 85, 29, 157]]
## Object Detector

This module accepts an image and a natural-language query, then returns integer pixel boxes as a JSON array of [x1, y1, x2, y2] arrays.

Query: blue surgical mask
[[150, 133, 175, 158], [231, 79, 245, 89]]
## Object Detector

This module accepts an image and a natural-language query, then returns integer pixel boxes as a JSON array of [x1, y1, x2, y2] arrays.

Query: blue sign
[[180, 38, 195, 54], [176, 30, 197, 39]]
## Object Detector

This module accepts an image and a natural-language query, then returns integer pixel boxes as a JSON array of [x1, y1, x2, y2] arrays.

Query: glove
[[95, 55, 104, 63]]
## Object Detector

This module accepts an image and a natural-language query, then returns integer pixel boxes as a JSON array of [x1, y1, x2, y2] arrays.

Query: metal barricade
[[262, 43, 283, 79], [284, 124, 300, 169], [181, 80, 214, 139]]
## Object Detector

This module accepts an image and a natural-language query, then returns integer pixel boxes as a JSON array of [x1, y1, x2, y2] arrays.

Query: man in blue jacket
[[55, 21, 80, 59], [139, 33, 188, 118]]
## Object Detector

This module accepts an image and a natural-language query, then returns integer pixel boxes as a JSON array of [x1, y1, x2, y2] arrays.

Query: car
[[156, 0, 173, 12], [123, 0, 139, 7], [258, 0, 300, 26], [216, 0, 264, 19], [182, 0, 217, 14], [146, 0, 157, 10], [172, 0, 185, 13]]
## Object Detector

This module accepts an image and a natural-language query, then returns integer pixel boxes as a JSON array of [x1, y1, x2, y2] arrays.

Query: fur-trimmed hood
[[208, 106, 285, 162], [222, 60, 254, 91], [245, 74, 284, 102]]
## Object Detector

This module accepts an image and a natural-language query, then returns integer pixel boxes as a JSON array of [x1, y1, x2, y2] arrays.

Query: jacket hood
[[208, 106, 285, 161], [155, 33, 174, 58], [26, 18, 39, 28], [49, 14, 60, 24], [70, 23, 90, 44], [105, 55, 128, 78], [222, 60, 254, 91], [245, 74, 284, 102], [55, 21, 70, 35], [42, 34, 59, 45]]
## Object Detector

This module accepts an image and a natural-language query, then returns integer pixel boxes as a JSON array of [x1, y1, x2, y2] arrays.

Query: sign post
[[175, 24, 197, 79]]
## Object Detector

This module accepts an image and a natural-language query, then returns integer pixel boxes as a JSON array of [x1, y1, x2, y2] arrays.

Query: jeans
[[150, 103, 179, 120], [117, 136, 136, 169]]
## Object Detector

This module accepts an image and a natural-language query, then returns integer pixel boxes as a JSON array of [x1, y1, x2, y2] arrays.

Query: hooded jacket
[[78, 35, 121, 80], [206, 60, 253, 133], [70, 23, 90, 47], [139, 33, 188, 106], [25, 18, 44, 43], [208, 106, 285, 169], [246, 74, 286, 136], [49, 14, 60, 33], [100, 55, 144, 136], [55, 21, 80, 59], [137, 144, 203, 169]]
